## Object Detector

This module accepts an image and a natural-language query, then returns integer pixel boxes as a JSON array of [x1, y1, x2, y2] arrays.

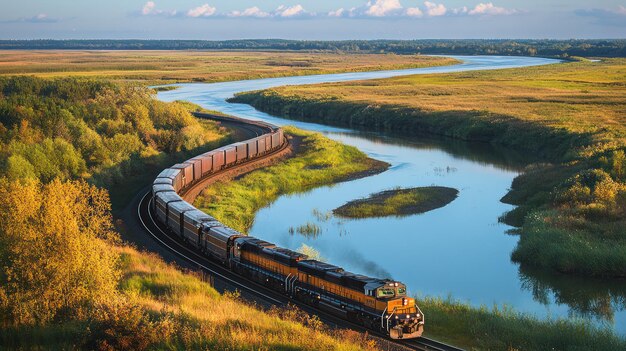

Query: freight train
[[151, 117, 424, 339]]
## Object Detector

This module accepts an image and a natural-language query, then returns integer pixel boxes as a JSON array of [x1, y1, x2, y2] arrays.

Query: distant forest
[[1, 39, 625, 57]]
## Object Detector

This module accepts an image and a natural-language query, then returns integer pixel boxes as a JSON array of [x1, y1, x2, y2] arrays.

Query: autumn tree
[[0, 179, 120, 326]]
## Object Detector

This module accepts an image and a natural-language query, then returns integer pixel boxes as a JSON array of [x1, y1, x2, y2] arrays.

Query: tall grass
[[419, 295, 626, 351], [116, 246, 380, 350], [0, 246, 380, 350]]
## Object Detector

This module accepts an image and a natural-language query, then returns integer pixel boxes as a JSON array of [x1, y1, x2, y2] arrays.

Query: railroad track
[[134, 115, 465, 351], [402, 337, 464, 351]]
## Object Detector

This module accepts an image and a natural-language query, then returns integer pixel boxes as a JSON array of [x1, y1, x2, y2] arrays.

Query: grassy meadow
[[231, 59, 626, 278], [194, 126, 389, 232], [0, 50, 458, 84], [334, 186, 458, 218]]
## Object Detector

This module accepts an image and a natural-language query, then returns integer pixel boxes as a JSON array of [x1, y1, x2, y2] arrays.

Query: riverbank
[[334, 186, 458, 218], [421, 295, 626, 350], [230, 58, 626, 278], [194, 126, 389, 232]]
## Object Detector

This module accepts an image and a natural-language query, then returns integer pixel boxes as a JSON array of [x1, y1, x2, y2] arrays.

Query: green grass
[[334, 186, 458, 218], [418, 295, 626, 351], [194, 126, 389, 232], [230, 59, 626, 277]]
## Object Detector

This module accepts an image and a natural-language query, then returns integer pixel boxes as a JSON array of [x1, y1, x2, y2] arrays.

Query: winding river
[[158, 56, 626, 334]]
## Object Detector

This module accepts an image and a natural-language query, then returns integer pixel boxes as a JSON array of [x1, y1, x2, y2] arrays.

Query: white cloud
[[142, 1, 157, 15], [328, 8, 345, 17], [365, 0, 403, 17], [468, 2, 516, 16], [139, 1, 177, 17], [275, 4, 306, 17], [405, 7, 423, 17], [22, 13, 59, 23], [229, 6, 269, 18], [452, 6, 468, 15], [135, 1, 521, 21], [228, 4, 311, 19], [617, 5, 626, 15], [424, 1, 446, 16], [187, 4, 217, 18]]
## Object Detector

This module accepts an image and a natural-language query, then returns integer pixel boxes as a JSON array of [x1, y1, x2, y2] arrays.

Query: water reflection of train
[[151, 118, 424, 339]]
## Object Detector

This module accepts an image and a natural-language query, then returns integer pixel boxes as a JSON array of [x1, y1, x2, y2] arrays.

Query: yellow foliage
[[0, 178, 120, 326]]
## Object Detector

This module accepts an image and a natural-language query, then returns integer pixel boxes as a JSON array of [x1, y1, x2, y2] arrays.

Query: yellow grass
[[117, 245, 379, 350], [257, 59, 626, 148], [0, 50, 458, 84]]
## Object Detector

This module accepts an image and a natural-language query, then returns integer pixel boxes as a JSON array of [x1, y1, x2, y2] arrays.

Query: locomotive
[[151, 118, 424, 339]]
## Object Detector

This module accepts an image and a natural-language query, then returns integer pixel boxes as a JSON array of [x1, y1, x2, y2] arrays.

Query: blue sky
[[1, 1, 625, 39]]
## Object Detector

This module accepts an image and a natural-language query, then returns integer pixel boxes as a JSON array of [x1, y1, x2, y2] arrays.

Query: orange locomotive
[[230, 237, 424, 339]]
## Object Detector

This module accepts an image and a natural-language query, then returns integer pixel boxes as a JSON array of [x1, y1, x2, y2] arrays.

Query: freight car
[[151, 121, 424, 339]]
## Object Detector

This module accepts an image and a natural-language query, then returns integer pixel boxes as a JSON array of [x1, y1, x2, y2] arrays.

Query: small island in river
[[333, 186, 459, 218]]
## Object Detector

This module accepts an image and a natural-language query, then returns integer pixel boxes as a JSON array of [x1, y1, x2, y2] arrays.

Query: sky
[[1, 1, 625, 40]]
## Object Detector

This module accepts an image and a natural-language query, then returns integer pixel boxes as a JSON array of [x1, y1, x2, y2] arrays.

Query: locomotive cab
[[375, 282, 424, 339]]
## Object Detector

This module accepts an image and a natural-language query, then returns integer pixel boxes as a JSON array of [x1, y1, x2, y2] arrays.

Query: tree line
[[1, 39, 625, 58]]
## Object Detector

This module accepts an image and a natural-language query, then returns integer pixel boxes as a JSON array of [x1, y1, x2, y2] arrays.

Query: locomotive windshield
[[397, 287, 406, 296], [377, 288, 395, 298]]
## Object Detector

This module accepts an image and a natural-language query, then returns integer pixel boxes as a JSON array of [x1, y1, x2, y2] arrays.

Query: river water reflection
[[158, 56, 626, 334]]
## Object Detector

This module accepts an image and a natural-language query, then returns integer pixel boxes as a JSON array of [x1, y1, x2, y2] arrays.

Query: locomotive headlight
[[406, 314, 410, 319], [395, 316, 399, 319], [416, 313, 421, 318]]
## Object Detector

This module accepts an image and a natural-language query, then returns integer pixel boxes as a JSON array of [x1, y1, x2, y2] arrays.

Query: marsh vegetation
[[334, 186, 458, 218], [0, 50, 457, 84], [289, 222, 323, 238], [419, 295, 626, 350], [232, 59, 626, 278]]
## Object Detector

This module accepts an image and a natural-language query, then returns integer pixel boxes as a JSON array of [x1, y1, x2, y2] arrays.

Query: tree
[[4, 155, 36, 180], [0, 179, 120, 326]]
